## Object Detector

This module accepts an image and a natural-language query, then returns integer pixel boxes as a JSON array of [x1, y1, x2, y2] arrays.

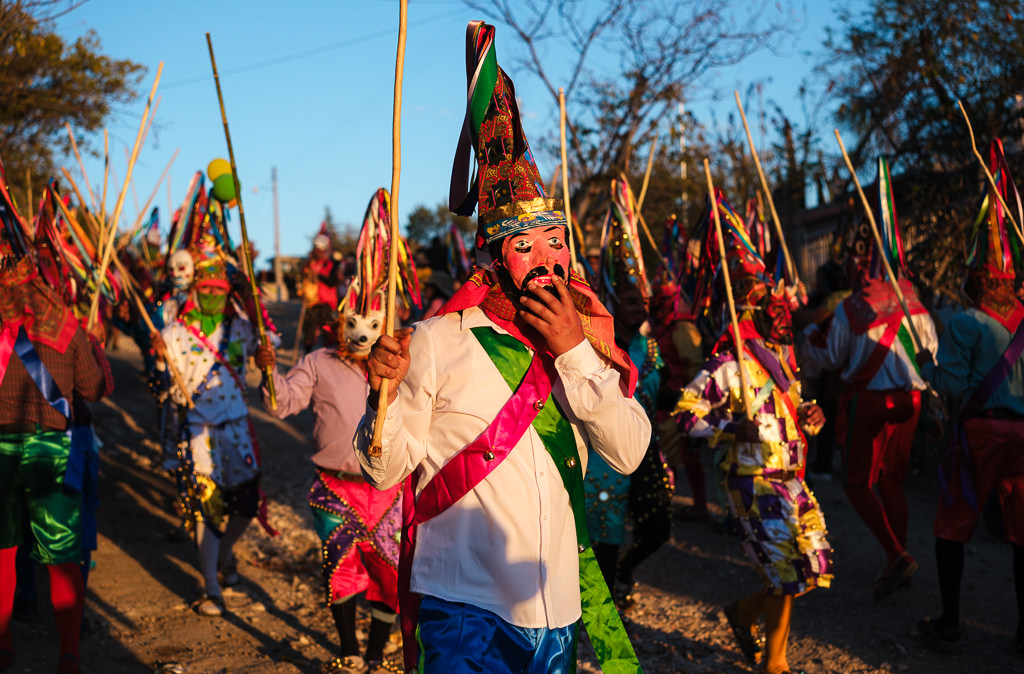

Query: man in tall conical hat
[[254, 188, 417, 673], [916, 139, 1024, 655], [0, 187, 110, 674], [356, 21, 650, 674], [674, 191, 832, 674], [150, 234, 279, 618], [802, 157, 938, 602]]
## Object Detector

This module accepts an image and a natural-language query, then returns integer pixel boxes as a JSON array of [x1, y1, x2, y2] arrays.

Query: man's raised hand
[[518, 276, 584, 357]]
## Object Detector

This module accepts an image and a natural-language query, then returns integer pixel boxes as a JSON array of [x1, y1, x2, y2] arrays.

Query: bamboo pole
[[206, 34, 276, 409], [65, 123, 98, 212], [52, 190, 193, 408], [25, 169, 33, 223], [115, 149, 179, 250], [622, 174, 664, 264], [636, 135, 659, 213], [558, 88, 584, 276], [833, 129, 925, 352], [956, 99, 1024, 244], [87, 63, 162, 330], [100, 130, 110, 229], [734, 91, 798, 284], [704, 158, 754, 420], [368, 0, 408, 457]]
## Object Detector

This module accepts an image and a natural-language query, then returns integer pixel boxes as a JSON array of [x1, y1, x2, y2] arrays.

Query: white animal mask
[[169, 249, 195, 290], [341, 279, 384, 357]]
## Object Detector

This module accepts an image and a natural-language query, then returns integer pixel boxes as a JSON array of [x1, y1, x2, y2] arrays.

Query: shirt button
[[533, 400, 545, 411], [565, 457, 576, 468], [483, 451, 495, 461]]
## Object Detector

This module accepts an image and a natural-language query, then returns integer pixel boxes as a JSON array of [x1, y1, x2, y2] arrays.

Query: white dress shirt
[[801, 301, 938, 391], [355, 306, 650, 629]]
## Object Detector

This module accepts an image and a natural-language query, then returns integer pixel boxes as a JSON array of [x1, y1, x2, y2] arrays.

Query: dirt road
[[6, 301, 1022, 673]]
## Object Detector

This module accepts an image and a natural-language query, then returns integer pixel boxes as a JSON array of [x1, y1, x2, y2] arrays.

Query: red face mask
[[754, 285, 794, 345], [499, 225, 570, 295]]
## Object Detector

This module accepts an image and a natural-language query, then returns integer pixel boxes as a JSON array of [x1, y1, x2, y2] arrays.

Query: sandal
[[321, 655, 365, 673], [918, 617, 960, 655], [873, 553, 918, 601], [367, 658, 406, 673], [191, 593, 225, 617], [724, 602, 762, 666]]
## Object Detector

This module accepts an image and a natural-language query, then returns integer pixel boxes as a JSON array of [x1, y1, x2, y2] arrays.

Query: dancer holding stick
[[801, 131, 938, 601], [357, 19, 648, 672], [673, 161, 832, 674]]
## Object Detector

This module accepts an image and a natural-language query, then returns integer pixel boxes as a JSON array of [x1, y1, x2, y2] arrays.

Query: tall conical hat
[[845, 157, 908, 283], [448, 21, 565, 256], [965, 139, 1024, 331], [597, 175, 650, 302]]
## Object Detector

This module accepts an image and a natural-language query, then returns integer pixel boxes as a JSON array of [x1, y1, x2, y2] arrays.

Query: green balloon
[[212, 174, 237, 202]]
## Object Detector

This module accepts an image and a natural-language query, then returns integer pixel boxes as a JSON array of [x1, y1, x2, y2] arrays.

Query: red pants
[[934, 417, 1024, 545], [837, 389, 921, 488]]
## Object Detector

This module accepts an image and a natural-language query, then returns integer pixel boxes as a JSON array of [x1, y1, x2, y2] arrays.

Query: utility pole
[[272, 166, 282, 301]]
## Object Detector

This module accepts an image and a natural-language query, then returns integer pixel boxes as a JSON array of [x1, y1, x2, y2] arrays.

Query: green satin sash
[[471, 327, 643, 673]]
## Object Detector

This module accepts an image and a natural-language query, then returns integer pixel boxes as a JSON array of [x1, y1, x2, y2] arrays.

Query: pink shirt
[[262, 347, 368, 474]]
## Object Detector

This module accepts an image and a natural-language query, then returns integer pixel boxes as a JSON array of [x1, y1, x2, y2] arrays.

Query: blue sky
[[53, 0, 842, 270]]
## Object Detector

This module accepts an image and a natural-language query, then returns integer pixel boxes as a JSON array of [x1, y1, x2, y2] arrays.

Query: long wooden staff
[[957, 99, 1024, 244], [87, 63, 163, 330], [558, 88, 584, 276], [25, 169, 33, 223], [100, 130, 110, 229], [704, 158, 754, 420], [834, 129, 925, 352], [65, 123, 98, 212], [52, 192, 194, 409], [623, 175, 665, 264], [206, 34, 276, 409], [368, 0, 408, 456], [735, 91, 798, 284], [636, 135, 659, 213]]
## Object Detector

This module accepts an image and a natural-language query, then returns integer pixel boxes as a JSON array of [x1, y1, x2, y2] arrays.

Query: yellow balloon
[[207, 158, 231, 181]]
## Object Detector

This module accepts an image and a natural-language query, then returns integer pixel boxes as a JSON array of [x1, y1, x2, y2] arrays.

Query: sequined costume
[[263, 348, 401, 610], [675, 344, 833, 595], [158, 306, 265, 530]]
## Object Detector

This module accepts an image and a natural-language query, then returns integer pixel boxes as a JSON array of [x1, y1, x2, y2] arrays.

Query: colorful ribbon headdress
[[597, 175, 651, 302], [344, 188, 420, 315]]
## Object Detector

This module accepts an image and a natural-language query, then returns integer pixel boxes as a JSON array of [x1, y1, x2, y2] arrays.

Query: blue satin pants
[[416, 595, 576, 673]]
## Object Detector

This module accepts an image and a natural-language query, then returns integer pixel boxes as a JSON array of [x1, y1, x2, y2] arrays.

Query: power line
[[162, 7, 464, 89]]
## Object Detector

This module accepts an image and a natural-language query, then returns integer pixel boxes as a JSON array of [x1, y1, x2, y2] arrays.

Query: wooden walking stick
[[25, 169, 33, 223], [623, 174, 665, 264], [369, 0, 408, 457], [206, 33, 276, 409], [735, 91, 799, 285], [87, 63, 163, 330], [834, 129, 926, 352], [957, 99, 1024, 244], [704, 158, 754, 420], [558, 88, 584, 276]]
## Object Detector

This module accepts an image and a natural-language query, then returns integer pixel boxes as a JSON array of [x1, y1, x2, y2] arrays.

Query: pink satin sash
[[398, 351, 554, 671]]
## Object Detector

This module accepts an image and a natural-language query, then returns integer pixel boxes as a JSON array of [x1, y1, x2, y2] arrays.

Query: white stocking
[[195, 521, 221, 597]]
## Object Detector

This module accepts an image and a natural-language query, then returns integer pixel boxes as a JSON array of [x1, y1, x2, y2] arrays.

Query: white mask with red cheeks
[[499, 225, 570, 294], [169, 250, 195, 291]]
